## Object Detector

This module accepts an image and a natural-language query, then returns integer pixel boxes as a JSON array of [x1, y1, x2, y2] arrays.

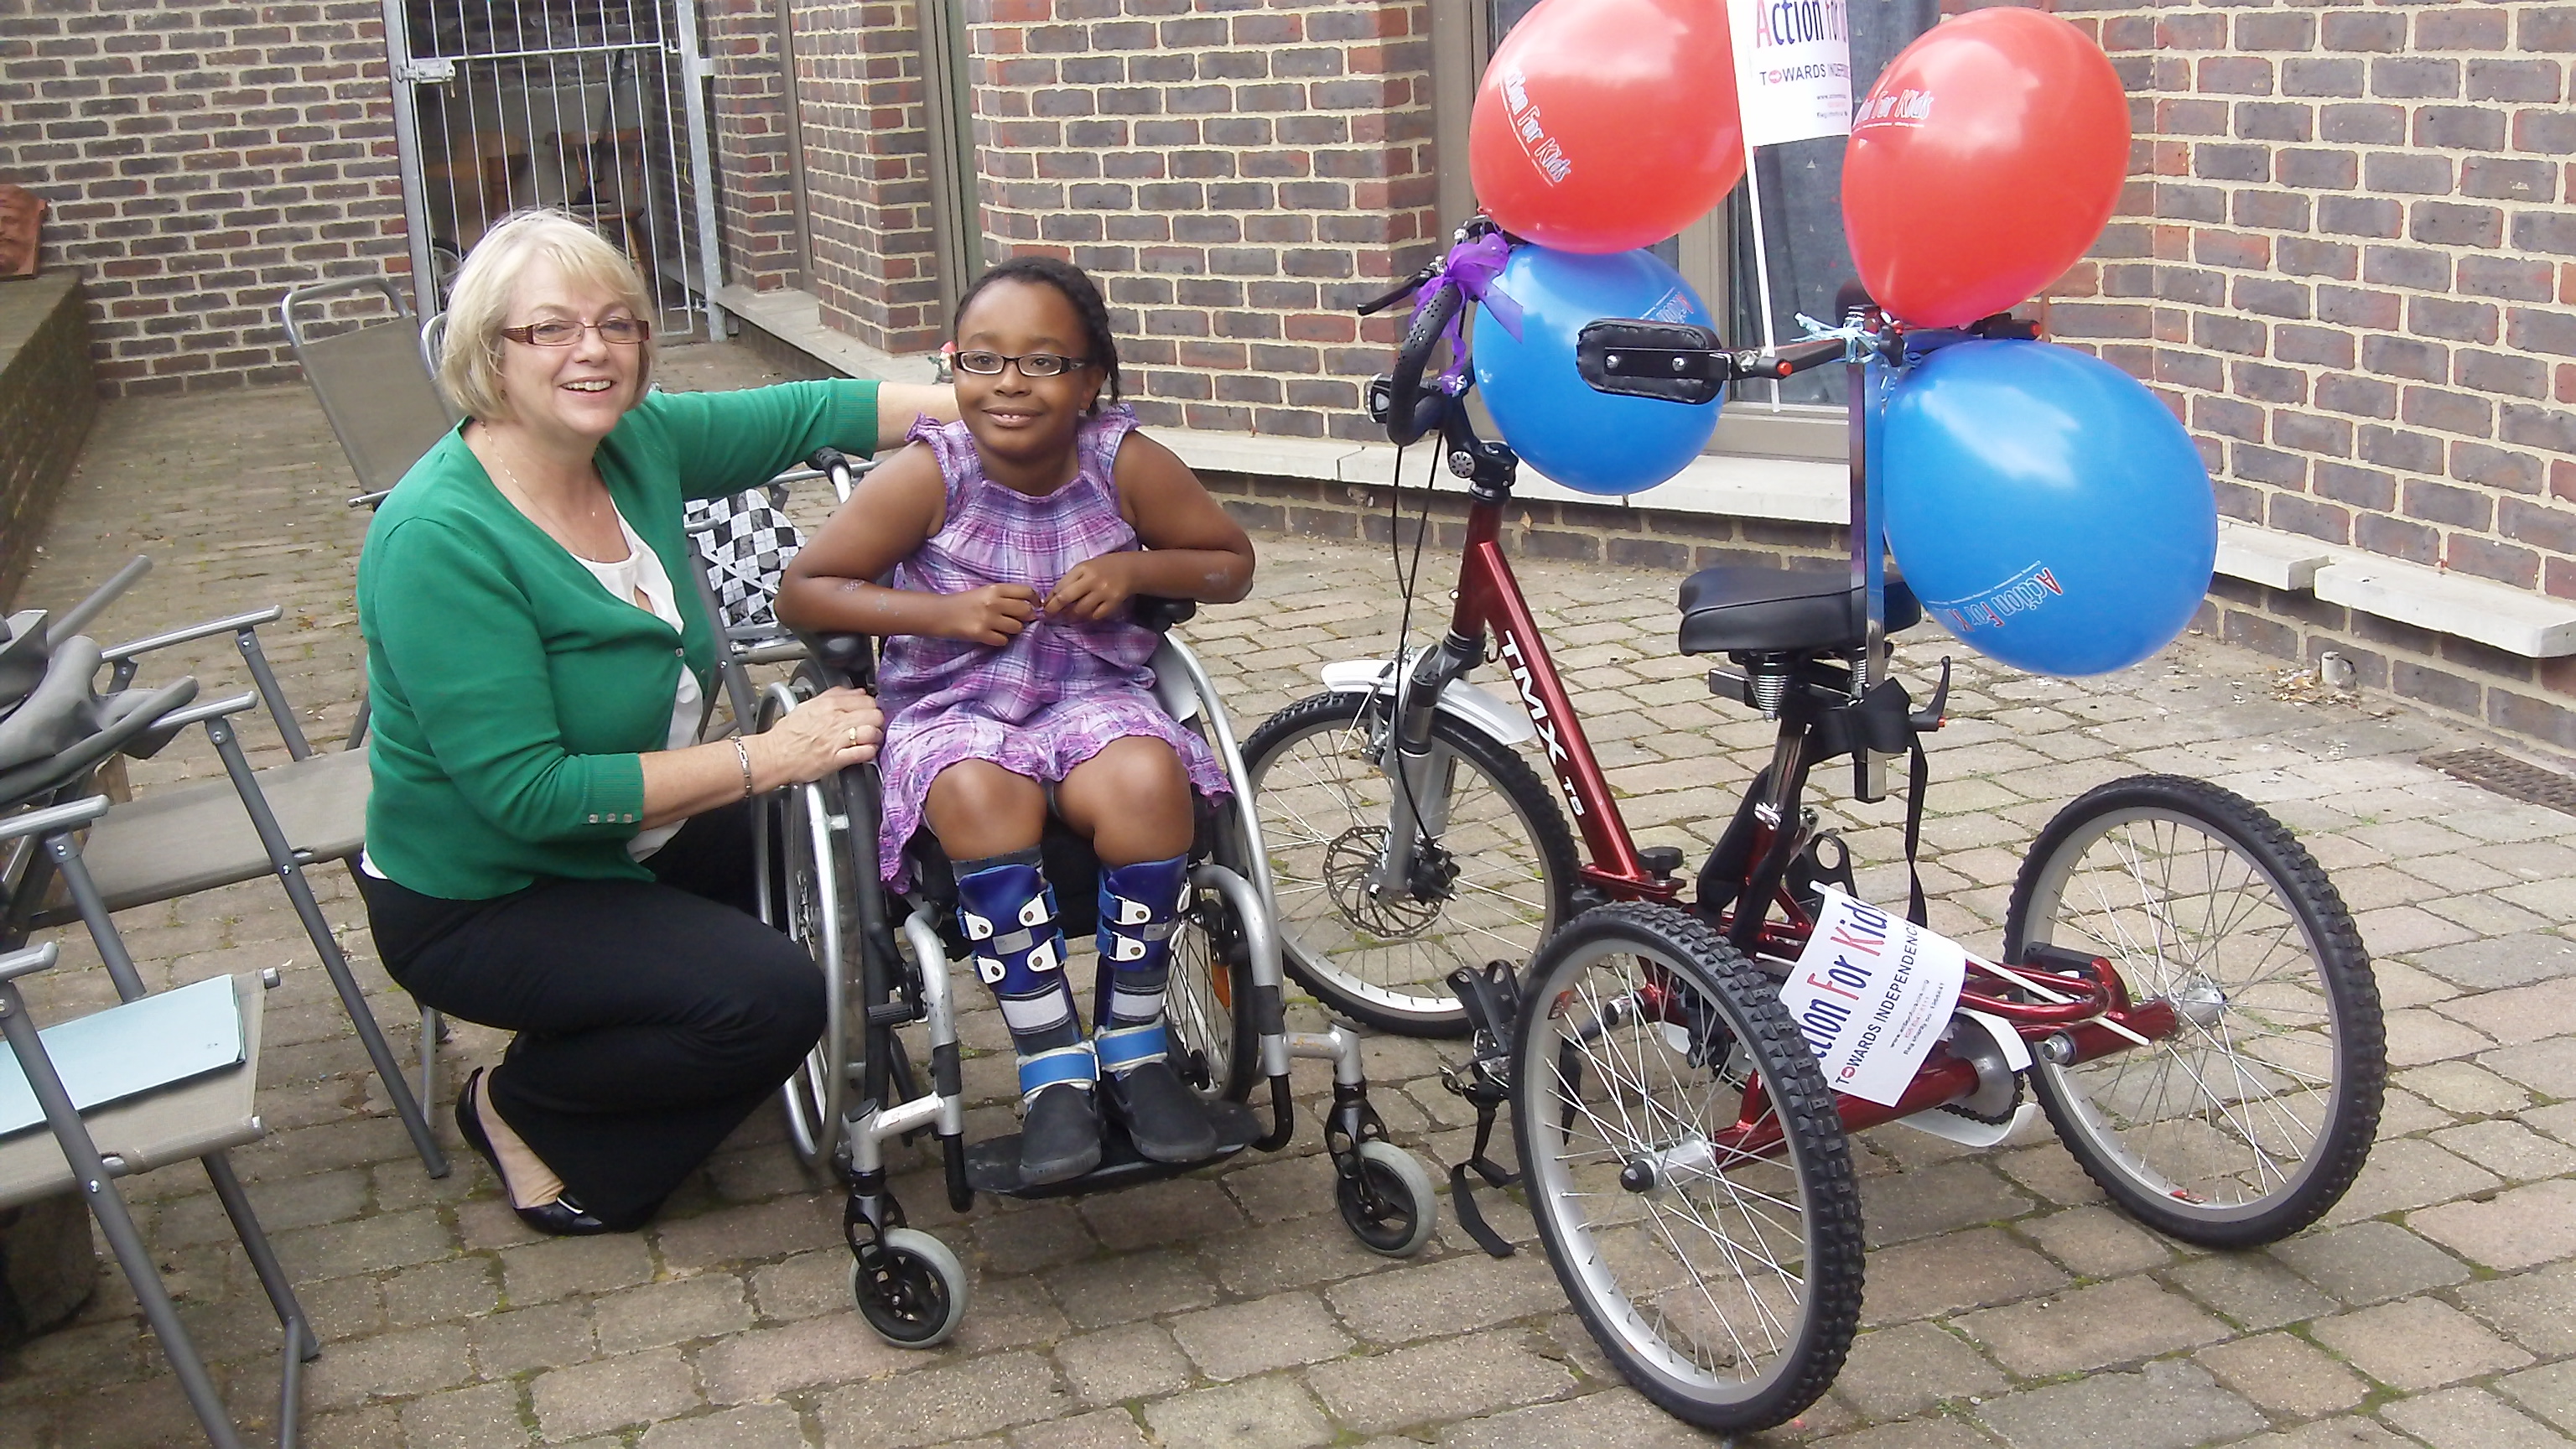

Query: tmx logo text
[[1498, 628, 1584, 818]]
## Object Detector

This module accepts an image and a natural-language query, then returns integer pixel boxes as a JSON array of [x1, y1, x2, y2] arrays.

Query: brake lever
[[1355, 259, 1441, 318]]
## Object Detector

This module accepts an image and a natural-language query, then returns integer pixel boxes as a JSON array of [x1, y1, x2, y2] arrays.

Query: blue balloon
[[1472, 245, 1722, 496], [1883, 340, 2216, 678]]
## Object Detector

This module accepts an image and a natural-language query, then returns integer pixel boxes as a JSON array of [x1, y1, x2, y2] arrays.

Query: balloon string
[[1742, 149, 1782, 413]]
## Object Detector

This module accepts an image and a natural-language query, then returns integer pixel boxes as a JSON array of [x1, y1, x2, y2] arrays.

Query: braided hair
[[953, 255, 1123, 406]]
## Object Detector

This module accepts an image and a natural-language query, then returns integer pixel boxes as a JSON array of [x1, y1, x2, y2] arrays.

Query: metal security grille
[[382, 0, 725, 340]]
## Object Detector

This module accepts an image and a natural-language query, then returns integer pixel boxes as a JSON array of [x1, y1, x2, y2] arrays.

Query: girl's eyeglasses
[[950, 349, 1090, 378], [501, 317, 652, 347]]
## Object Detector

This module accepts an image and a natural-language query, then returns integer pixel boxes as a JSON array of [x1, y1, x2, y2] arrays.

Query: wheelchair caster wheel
[[850, 1228, 969, 1347], [1337, 1140, 1438, 1257]]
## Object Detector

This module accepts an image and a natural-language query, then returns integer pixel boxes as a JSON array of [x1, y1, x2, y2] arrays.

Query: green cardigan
[[356, 381, 881, 899]]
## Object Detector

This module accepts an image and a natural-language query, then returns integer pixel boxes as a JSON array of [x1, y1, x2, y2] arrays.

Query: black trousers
[[356, 802, 823, 1229]]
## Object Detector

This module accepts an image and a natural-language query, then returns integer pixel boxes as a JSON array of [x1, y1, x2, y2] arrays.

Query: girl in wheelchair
[[779, 257, 1256, 1187]]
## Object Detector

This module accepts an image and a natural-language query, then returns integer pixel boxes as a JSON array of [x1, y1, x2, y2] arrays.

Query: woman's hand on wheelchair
[[941, 584, 1041, 647], [1045, 553, 1140, 622], [757, 685, 884, 784]]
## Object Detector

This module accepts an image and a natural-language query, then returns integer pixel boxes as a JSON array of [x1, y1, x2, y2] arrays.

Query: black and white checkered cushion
[[684, 489, 803, 632]]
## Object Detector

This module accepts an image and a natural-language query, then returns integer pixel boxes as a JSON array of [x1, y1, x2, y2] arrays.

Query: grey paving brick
[[1972, 1358, 2262, 1449], [695, 1313, 924, 1405], [1042, 1250, 1222, 1330], [1437, 1389, 1742, 1449], [2194, 1331, 2369, 1418], [1830, 1322, 2007, 1421], [1055, 1322, 1193, 1408], [2496, 1362, 2576, 1437], [2274, 1219, 2472, 1305], [1137, 1374, 1333, 1449], [1860, 1228, 2070, 1327], [2311, 1296, 2535, 1390], [1323, 1249, 1571, 1345], [1955, 1275, 2231, 1377], [2454, 1260, 2576, 1357], [531, 1348, 701, 1441], [2407, 1178, 2576, 1271], [1306, 1334, 1574, 1434], [2379, 1385, 2572, 1449], [1166, 1292, 1352, 1381], [817, 1352, 1070, 1448], [591, 1276, 755, 1354], [634, 1405, 812, 1449], [399, 1383, 532, 1449]]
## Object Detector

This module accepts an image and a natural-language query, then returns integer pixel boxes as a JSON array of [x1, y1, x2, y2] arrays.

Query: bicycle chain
[[1937, 1072, 2025, 1126]]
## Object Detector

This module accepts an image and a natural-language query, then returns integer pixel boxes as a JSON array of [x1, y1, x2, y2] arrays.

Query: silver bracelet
[[733, 735, 756, 800]]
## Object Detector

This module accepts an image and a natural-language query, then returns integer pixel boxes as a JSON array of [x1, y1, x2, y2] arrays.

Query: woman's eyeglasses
[[501, 317, 652, 347], [950, 349, 1090, 378]]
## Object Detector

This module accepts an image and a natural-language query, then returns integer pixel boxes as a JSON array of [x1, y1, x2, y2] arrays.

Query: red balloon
[[1469, 0, 1746, 254], [1841, 8, 2131, 328]]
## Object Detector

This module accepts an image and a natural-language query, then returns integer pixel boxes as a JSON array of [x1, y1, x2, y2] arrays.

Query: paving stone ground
[[6, 345, 2574, 1447]]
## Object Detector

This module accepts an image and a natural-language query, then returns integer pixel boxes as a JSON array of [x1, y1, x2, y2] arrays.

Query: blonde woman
[[353, 210, 956, 1233]]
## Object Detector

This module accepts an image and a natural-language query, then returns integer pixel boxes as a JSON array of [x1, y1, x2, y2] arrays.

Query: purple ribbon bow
[[1410, 230, 1525, 392]]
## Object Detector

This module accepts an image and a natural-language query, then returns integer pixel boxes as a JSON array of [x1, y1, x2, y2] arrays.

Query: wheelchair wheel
[[850, 1228, 969, 1348], [1514, 903, 1862, 1434], [1166, 874, 1258, 1102], [765, 683, 862, 1173], [1337, 1140, 1438, 1257], [1244, 689, 1578, 1037], [2007, 775, 2384, 1249]]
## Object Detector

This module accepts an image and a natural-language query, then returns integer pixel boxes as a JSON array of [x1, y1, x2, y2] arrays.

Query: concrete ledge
[[2215, 519, 2336, 592], [714, 283, 944, 386], [2315, 558, 2576, 659]]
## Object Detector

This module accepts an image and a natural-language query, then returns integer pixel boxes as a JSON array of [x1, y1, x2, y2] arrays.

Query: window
[[1435, 0, 1938, 458]]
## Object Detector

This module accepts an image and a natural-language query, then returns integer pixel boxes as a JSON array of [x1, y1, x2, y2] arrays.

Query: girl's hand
[[755, 686, 884, 785], [943, 584, 1041, 646], [1046, 553, 1140, 621]]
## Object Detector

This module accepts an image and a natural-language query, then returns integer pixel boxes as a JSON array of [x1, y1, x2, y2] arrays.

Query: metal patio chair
[[278, 276, 458, 506], [3, 822, 317, 1449]]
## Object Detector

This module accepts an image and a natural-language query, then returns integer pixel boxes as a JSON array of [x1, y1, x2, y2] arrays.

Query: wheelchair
[[750, 475, 1441, 1347]]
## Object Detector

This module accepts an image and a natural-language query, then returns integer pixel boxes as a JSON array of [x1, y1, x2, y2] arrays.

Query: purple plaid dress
[[873, 405, 1230, 880]]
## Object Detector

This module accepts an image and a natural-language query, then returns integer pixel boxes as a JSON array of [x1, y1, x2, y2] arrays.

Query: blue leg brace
[[1094, 854, 1191, 1076], [954, 849, 1094, 1101]]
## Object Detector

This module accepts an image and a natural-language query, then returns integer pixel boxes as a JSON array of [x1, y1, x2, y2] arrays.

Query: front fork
[[1368, 631, 1483, 903]]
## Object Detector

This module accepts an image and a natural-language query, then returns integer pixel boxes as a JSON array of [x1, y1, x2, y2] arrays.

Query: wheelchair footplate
[[963, 1100, 1264, 1199]]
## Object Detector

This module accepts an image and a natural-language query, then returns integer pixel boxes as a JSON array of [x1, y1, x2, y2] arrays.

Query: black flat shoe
[[1019, 1082, 1104, 1186], [455, 1068, 614, 1237], [1104, 1059, 1220, 1164]]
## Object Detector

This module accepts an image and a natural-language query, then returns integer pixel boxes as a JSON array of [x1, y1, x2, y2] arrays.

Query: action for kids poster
[[1777, 888, 1967, 1106]]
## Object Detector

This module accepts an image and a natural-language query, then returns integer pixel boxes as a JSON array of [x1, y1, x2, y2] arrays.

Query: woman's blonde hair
[[436, 210, 657, 422]]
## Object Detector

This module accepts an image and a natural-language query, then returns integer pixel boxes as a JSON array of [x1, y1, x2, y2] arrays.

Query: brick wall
[[2049, 0, 2576, 750], [0, 0, 408, 397], [785, 0, 948, 352], [705, 0, 802, 293], [0, 274, 98, 606], [967, 0, 1439, 440]]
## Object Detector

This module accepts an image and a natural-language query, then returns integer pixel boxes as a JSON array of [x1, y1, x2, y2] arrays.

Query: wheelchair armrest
[[101, 605, 314, 761], [0, 938, 60, 985], [101, 605, 285, 664], [1133, 596, 1196, 633]]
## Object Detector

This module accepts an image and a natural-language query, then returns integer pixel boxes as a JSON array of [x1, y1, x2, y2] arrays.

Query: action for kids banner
[[1778, 888, 1966, 1106], [1726, 0, 1855, 148]]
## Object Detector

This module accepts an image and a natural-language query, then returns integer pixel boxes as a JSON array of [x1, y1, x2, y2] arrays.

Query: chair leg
[[202, 1150, 316, 1449], [0, 990, 252, 1449], [205, 719, 450, 1178], [418, 1004, 442, 1116]]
